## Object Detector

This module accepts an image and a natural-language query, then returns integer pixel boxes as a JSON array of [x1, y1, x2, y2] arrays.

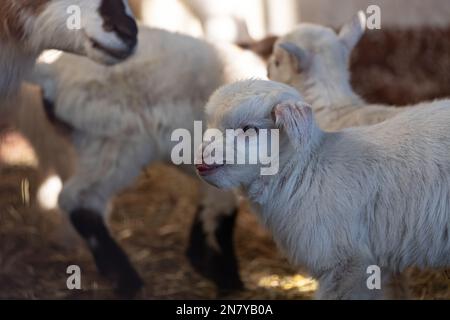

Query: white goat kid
[[0, 0, 137, 99], [197, 79, 450, 300], [30, 26, 267, 295], [267, 11, 450, 297], [267, 12, 440, 131]]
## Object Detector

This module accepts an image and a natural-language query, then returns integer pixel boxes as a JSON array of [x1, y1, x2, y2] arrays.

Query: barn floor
[[1, 26, 450, 300], [0, 133, 449, 300]]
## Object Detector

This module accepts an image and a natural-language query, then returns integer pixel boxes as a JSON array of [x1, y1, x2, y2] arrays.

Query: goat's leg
[[69, 207, 143, 296], [59, 137, 154, 296], [186, 182, 243, 293]]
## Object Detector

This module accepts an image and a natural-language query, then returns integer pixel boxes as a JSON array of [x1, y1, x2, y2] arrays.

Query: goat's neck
[[245, 132, 328, 270], [294, 73, 365, 113]]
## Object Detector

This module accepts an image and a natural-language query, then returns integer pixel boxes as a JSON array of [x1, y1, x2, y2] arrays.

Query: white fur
[[0, 0, 136, 99], [199, 79, 450, 299], [268, 12, 446, 131]]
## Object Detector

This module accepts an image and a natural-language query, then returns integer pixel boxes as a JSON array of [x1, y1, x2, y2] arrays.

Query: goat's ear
[[278, 42, 310, 73], [272, 101, 313, 149], [338, 11, 366, 53]]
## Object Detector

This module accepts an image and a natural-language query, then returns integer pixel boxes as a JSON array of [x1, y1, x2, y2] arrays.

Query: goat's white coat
[[199, 79, 450, 299]]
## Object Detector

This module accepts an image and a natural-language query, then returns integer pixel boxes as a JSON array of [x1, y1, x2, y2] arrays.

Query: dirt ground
[[1, 26, 450, 300], [0, 147, 317, 299]]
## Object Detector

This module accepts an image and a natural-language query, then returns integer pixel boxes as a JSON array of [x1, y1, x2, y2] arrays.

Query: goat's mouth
[[195, 163, 224, 176], [89, 37, 134, 61]]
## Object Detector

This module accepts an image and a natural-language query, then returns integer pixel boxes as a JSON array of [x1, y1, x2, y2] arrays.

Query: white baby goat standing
[[266, 12, 450, 297], [29, 26, 267, 295], [267, 12, 444, 131], [197, 79, 450, 299]]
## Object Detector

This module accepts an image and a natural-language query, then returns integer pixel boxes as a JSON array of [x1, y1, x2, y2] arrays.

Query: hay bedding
[[1, 27, 450, 299]]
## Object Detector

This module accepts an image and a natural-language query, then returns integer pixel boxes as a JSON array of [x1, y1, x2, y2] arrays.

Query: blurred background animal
[[26, 25, 266, 295], [1, 0, 450, 299]]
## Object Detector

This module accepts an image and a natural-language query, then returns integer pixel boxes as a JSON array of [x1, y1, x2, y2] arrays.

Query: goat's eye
[[243, 125, 259, 133], [274, 60, 280, 67]]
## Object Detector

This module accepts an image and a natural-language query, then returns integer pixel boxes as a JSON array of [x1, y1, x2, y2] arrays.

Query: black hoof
[[187, 207, 243, 292], [70, 208, 144, 297], [115, 269, 144, 298], [91, 235, 144, 297]]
